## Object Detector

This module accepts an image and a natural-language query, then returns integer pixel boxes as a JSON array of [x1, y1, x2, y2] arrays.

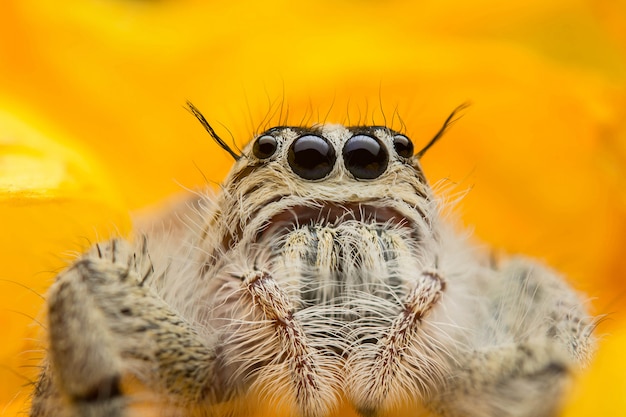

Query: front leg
[[238, 269, 339, 417], [31, 239, 219, 417], [434, 259, 596, 417], [346, 269, 446, 416]]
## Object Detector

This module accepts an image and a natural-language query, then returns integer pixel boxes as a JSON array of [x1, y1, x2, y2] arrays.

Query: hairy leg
[[31, 239, 218, 417], [433, 259, 595, 417], [347, 269, 446, 416], [240, 269, 339, 417]]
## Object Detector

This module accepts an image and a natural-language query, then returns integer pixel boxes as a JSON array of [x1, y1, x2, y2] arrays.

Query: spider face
[[244, 126, 432, 313], [191, 125, 448, 415], [212, 125, 433, 258]]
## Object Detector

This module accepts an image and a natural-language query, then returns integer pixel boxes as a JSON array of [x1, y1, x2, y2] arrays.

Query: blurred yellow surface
[[1, 0, 625, 415], [0, 107, 131, 414]]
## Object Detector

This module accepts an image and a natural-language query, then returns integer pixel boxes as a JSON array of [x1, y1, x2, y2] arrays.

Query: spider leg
[[240, 269, 339, 417], [347, 269, 446, 416], [31, 239, 220, 417], [433, 258, 596, 417]]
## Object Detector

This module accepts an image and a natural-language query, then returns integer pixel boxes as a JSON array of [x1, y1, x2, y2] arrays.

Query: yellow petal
[[1, 0, 625, 415], [0, 105, 130, 413]]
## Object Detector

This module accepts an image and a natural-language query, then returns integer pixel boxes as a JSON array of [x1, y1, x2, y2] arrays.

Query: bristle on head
[[186, 101, 241, 161], [416, 103, 470, 159]]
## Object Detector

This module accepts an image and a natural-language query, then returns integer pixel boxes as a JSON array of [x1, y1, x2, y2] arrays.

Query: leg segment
[[31, 239, 219, 417], [242, 270, 338, 417], [347, 269, 446, 415], [433, 258, 596, 417]]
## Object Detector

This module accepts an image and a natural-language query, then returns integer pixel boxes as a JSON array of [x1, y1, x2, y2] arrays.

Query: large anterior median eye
[[253, 135, 278, 159], [342, 134, 389, 179], [288, 135, 336, 180]]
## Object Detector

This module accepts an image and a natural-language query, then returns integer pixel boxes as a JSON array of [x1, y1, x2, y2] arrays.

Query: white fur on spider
[[31, 111, 596, 417]]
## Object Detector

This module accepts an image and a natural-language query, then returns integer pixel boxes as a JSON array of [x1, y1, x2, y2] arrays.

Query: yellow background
[[1, 0, 625, 415]]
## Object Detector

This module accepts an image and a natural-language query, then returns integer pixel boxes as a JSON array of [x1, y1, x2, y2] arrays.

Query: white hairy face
[[204, 123, 435, 274], [185, 122, 452, 416]]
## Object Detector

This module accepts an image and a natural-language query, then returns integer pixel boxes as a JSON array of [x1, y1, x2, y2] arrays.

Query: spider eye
[[253, 135, 278, 159], [392, 134, 414, 158], [342, 135, 389, 180], [288, 135, 336, 180]]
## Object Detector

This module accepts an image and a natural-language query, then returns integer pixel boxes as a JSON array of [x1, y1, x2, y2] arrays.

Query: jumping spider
[[31, 103, 595, 417]]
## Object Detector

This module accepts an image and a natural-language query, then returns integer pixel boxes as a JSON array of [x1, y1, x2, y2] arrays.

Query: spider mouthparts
[[257, 202, 411, 242]]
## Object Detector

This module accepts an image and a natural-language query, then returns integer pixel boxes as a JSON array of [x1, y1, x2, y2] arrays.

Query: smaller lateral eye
[[393, 134, 414, 158], [253, 135, 278, 159]]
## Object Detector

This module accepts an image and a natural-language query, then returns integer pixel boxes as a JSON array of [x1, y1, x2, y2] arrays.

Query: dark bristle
[[416, 102, 470, 159], [186, 101, 241, 161]]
